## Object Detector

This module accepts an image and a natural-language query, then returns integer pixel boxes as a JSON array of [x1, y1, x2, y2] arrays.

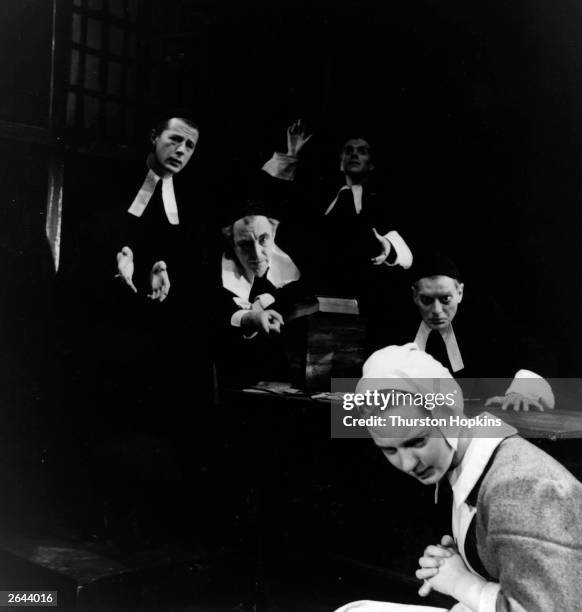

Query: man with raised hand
[[262, 121, 413, 349]]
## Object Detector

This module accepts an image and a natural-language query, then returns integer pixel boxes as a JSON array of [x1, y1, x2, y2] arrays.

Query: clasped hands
[[416, 535, 475, 601], [115, 246, 170, 302]]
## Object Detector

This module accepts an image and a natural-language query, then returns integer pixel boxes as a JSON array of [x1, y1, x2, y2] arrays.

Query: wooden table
[[232, 386, 582, 440]]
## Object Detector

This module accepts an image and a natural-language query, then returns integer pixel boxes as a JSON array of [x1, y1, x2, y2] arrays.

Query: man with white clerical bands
[[334, 343, 582, 612], [58, 114, 212, 543], [393, 252, 555, 412], [261, 121, 413, 349], [215, 200, 309, 386], [112, 115, 200, 301]]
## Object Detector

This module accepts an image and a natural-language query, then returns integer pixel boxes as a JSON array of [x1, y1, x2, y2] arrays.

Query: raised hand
[[485, 391, 549, 412], [286, 119, 312, 156]]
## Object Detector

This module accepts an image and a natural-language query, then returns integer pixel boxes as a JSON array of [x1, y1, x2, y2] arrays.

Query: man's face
[[151, 118, 199, 177], [369, 404, 454, 486], [339, 138, 374, 178], [413, 276, 464, 330], [233, 215, 276, 279]]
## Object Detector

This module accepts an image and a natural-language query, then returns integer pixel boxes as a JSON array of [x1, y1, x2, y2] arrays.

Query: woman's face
[[369, 411, 454, 485]]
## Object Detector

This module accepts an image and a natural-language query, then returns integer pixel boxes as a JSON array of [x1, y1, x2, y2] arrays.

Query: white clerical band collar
[[324, 184, 363, 215], [221, 245, 301, 304], [127, 168, 179, 225], [415, 321, 464, 373]]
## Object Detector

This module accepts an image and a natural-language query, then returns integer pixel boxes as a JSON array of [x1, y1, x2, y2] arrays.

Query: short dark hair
[[152, 116, 199, 137], [340, 135, 373, 155]]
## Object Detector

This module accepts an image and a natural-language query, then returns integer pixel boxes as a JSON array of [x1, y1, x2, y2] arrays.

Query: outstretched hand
[[286, 119, 312, 156], [242, 309, 284, 335], [485, 391, 550, 412], [115, 246, 137, 293], [370, 227, 392, 265], [148, 261, 170, 302]]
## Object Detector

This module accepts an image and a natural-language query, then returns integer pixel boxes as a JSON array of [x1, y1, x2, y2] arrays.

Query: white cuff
[[506, 369, 555, 409], [255, 293, 275, 309], [382, 230, 413, 269], [230, 310, 247, 328], [478, 582, 501, 612], [261, 152, 298, 181], [230, 310, 258, 339]]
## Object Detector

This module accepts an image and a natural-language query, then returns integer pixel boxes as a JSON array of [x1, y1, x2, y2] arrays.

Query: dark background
[[52, 1, 582, 376], [0, 0, 581, 604]]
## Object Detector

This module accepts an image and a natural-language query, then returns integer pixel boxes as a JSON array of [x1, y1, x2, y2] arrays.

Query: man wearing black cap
[[411, 254, 465, 375], [409, 253, 554, 411], [216, 204, 307, 385]]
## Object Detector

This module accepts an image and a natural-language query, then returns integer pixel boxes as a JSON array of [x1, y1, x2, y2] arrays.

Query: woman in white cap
[[335, 343, 582, 612]]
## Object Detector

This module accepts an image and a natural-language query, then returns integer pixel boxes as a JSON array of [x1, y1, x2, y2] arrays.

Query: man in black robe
[[216, 202, 308, 387], [58, 115, 211, 543], [404, 253, 555, 411], [261, 122, 413, 351]]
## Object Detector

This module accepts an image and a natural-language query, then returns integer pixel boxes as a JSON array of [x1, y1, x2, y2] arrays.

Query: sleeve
[[262, 152, 298, 181], [505, 369, 555, 408], [333, 600, 448, 611], [382, 229, 414, 269], [477, 583, 501, 612], [478, 463, 582, 612], [257, 152, 310, 232], [363, 190, 415, 269], [215, 297, 260, 347]]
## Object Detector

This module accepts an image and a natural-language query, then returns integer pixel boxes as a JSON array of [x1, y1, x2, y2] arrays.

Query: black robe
[[215, 250, 308, 387], [58, 154, 212, 432]]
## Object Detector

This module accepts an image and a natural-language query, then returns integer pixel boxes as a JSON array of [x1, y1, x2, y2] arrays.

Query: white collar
[[448, 429, 505, 509], [127, 168, 179, 225], [324, 184, 363, 215], [414, 321, 464, 373], [221, 245, 301, 308]]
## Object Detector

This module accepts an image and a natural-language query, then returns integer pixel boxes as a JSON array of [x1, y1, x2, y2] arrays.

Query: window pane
[[124, 106, 136, 140], [86, 18, 102, 50], [109, 25, 124, 56], [69, 49, 80, 85], [127, 0, 138, 20], [107, 61, 122, 96], [109, 0, 124, 18], [106, 102, 122, 137], [127, 32, 136, 60], [84, 95, 100, 128], [125, 66, 136, 98], [66, 92, 76, 128], [72, 13, 81, 44], [84, 54, 100, 90]]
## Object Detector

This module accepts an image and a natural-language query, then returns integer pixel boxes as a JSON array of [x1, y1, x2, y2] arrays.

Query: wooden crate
[[285, 297, 365, 391]]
